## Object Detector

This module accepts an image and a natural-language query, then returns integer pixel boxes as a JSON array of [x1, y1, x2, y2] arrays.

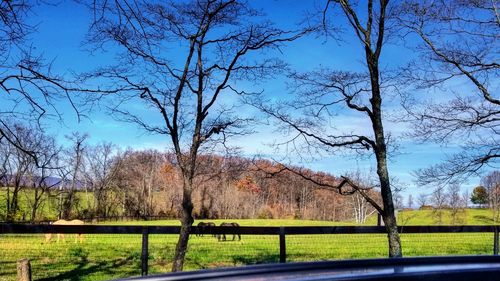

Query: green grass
[[0, 215, 498, 281], [2, 188, 500, 281], [0, 231, 493, 281], [379, 209, 498, 225]]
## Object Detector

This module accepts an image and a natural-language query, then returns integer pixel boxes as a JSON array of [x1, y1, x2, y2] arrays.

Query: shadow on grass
[[0, 260, 16, 278], [231, 252, 279, 265], [37, 252, 141, 281], [473, 215, 494, 224], [185, 251, 278, 270]]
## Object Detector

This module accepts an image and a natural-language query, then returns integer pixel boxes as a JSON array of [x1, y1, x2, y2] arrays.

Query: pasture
[[0, 217, 498, 281]]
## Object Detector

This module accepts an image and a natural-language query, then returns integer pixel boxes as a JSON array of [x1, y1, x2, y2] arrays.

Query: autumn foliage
[[109, 151, 371, 221]]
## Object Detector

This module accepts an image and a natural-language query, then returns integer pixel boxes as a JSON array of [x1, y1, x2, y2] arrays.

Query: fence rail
[[3, 224, 498, 234], [1, 224, 499, 277]]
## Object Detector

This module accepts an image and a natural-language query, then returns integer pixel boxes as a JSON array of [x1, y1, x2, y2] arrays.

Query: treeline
[[0, 123, 378, 223], [402, 171, 500, 225]]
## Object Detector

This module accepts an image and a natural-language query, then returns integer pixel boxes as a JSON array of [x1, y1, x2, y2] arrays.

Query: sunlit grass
[[0, 217, 497, 281]]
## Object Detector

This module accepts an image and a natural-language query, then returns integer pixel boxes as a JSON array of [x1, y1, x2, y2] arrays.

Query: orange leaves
[[162, 163, 175, 175], [236, 175, 261, 193]]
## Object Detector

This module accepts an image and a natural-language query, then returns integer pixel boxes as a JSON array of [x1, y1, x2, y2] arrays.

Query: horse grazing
[[196, 222, 216, 237], [217, 222, 241, 241], [45, 219, 85, 243]]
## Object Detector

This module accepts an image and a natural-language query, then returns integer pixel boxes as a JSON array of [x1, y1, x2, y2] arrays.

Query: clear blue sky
[[21, 0, 481, 200]]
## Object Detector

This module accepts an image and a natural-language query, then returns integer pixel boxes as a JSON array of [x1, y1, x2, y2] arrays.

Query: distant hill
[[364, 208, 499, 225], [0, 175, 86, 189]]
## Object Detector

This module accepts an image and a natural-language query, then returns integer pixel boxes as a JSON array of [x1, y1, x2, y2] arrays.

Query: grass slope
[[375, 209, 498, 225]]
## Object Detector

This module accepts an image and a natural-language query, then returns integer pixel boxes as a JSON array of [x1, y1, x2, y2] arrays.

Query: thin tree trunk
[[6, 186, 10, 220], [30, 189, 42, 223], [8, 185, 20, 221], [58, 187, 63, 219], [85, 187, 90, 211]]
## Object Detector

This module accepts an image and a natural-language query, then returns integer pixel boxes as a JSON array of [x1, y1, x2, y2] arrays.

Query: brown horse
[[217, 222, 241, 241], [196, 222, 216, 237], [45, 219, 84, 243]]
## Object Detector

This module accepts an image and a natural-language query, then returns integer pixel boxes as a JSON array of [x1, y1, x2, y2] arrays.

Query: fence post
[[279, 227, 286, 263], [377, 213, 383, 226], [141, 226, 149, 276], [17, 259, 31, 281], [494, 226, 499, 256]]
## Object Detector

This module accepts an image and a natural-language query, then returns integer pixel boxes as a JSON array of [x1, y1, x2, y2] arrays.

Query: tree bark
[[7, 186, 20, 221], [6, 187, 11, 220], [30, 188, 44, 223], [369, 56, 402, 257], [171, 178, 194, 272]]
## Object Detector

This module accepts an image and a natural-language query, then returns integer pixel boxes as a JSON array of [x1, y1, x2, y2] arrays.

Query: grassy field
[[0, 214, 498, 281], [367, 208, 499, 225]]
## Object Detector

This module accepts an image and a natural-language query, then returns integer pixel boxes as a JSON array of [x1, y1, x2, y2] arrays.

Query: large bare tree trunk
[[172, 178, 194, 272], [377, 156, 402, 257], [370, 55, 402, 257]]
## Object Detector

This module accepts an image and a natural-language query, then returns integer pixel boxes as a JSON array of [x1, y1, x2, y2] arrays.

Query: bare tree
[[256, 0, 402, 257], [448, 184, 466, 225], [84, 142, 121, 218], [2, 123, 39, 220], [0, 122, 62, 221], [431, 186, 446, 225], [25, 132, 62, 222], [462, 189, 470, 209], [417, 193, 428, 208], [85, 0, 304, 271], [396, 0, 499, 184], [0, 132, 12, 187], [482, 171, 500, 222], [350, 191, 378, 224], [122, 150, 165, 217], [59, 132, 88, 219], [393, 192, 404, 210]]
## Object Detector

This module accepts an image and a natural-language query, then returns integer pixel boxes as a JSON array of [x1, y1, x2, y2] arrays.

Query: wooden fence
[[1, 224, 499, 276]]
